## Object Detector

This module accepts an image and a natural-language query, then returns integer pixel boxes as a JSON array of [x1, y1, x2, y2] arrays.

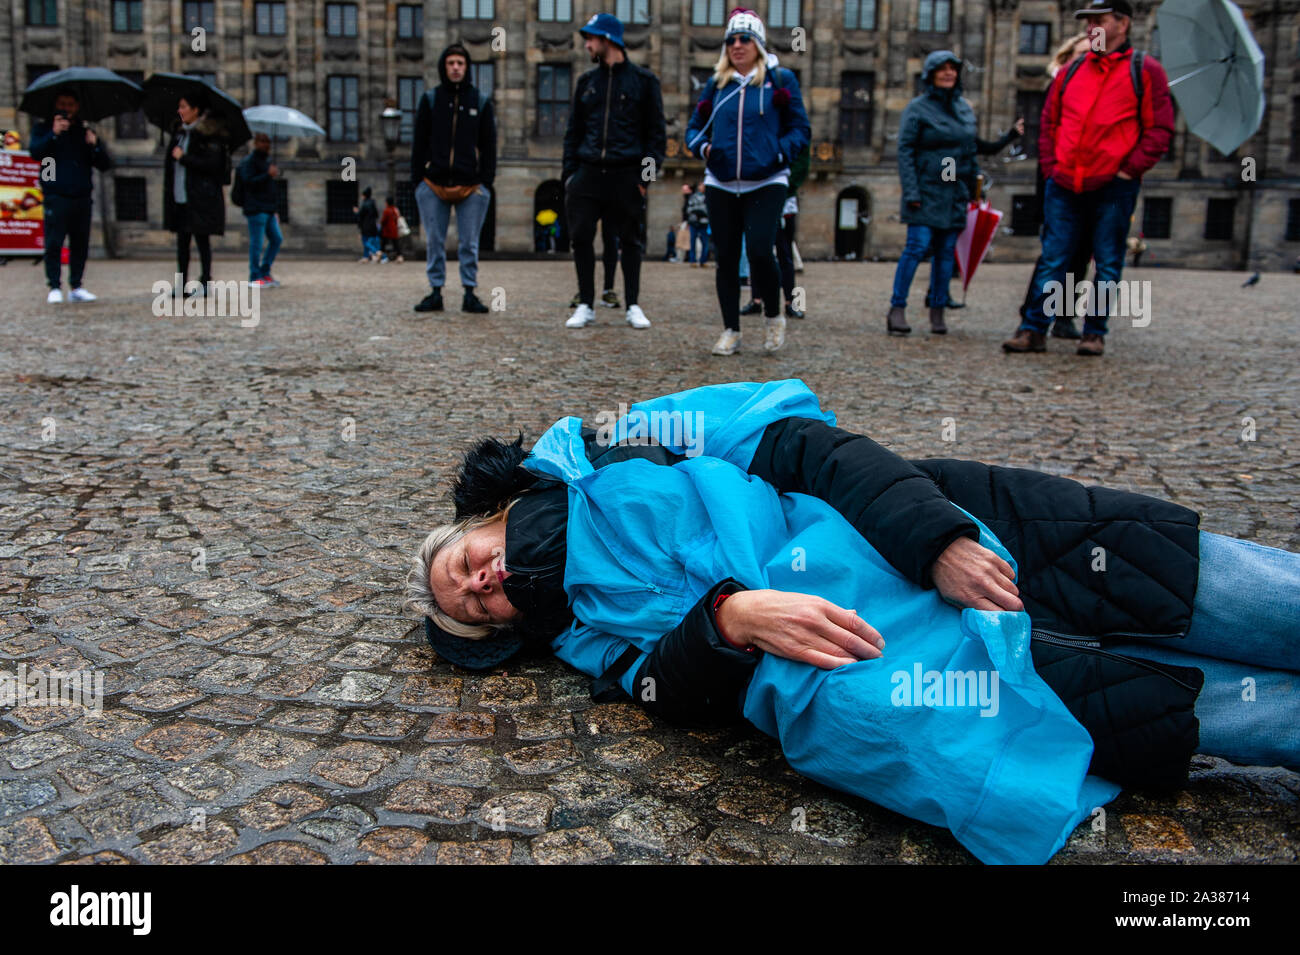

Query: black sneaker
[[414, 289, 444, 312], [740, 300, 762, 316], [462, 289, 489, 313], [784, 304, 805, 319], [600, 289, 621, 309]]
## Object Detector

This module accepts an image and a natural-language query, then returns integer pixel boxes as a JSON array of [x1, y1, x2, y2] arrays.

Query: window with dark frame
[[917, 0, 951, 33], [327, 75, 359, 141], [839, 72, 874, 147], [326, 180, 358, 224], [1016, 90, 1045, 159], [325, 2, 358, 37], [1204, 197, 1235, 241], [461, 0, 494, 18], [689, 67, 714, 99], [844, 0, 877, 30], [27, 65, 58, 89], [397, 4, 423, 38], [111, 0, 142, 32], [1009, 194, 1042, 235], [395, 181, 419, 234], [1285, 199, 1300, 242], [255, 73, 287, 105], [182, 1, 214, 33], [538, 0, 572, 21], [114, 176, 148, 221], [398, 76, 424, 144], [185, 71, 217, 86], [115, 70, 149, 139], [471, 62, 495, 99], [254, 1, 286, 36], [615, 0, 649, 25], [27, 0, 58, 26], [536, 64, 571, 138], [1142, 197, 1172, 239], [769, 0, 800, 29], [1019, 21, 1050, 54], [691, 0, 724, 26]]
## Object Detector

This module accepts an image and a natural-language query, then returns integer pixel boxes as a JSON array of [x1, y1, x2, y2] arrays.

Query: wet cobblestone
[[0, 257, 1297, 863]]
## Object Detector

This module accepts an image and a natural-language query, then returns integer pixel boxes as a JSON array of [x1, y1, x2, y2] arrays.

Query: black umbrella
[[141, 72, 252, 149], [19, 67, 143, 122]]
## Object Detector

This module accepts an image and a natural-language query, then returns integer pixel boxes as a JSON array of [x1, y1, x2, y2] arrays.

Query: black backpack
[[230, 167, 245, 207]]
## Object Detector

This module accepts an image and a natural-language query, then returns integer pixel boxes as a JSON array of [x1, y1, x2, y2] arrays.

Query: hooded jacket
[[685, 62, 810, 185], [410, 44, 497, 189], [163, 114, 229, 236], [465, 381, 1203, 797], [236, 148, 277, 216], [561, 55, 666, 182], [897, 50, 1018, 230], [29, 116, 112, 199]]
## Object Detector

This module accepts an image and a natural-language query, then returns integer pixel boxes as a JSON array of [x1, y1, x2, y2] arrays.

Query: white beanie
[[725, 9, 767, 50]]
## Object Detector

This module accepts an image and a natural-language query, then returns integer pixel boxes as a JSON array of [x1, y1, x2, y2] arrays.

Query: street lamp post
[[380, 103, 402, 207]]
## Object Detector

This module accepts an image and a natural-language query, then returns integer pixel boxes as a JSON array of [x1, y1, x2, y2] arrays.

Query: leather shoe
[[1002, 328, 1046, 352], [886, 306, 911, 335], [929, 306, 947, 334], [1076, 333, 1105, 356]]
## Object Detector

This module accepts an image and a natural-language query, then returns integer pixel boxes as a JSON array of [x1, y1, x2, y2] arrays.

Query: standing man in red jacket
[[1003, 0, 1173, 357]]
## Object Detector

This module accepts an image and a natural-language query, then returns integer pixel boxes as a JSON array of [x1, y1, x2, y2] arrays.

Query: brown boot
[[1001, 328, 1047, 353], [1076, 333, 1105, 356], [929, 306, 947, 334], [886, 306, 911, 335]]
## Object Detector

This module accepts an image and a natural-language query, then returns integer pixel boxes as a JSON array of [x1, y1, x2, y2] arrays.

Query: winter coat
[[410, 44, 497, 189], [356, 197, 379, 237], [1041, 42, 1175, 194], [236, 149, 277, 216], [508, 380, 1121, 865], [380, 205, 400, 240], [562, 57, 666, 182], [28, 118, 112, 199], [897, 50, 1018, 230], [685, 66, 810, 185], [163, 114, 229, 236]]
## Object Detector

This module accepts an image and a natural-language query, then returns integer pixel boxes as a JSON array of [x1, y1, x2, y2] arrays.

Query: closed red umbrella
[[953, 198, 1003, 295]]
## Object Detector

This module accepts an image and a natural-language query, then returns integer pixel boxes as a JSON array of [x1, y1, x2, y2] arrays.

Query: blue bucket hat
[[579, 12, 626, 49]]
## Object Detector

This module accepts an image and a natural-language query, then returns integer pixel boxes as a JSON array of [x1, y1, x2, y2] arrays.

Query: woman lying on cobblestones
[[405, 379, 1299, 865]]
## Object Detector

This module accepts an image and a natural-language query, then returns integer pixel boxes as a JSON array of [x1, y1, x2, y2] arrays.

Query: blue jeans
[[362, 235, 381, 258], [1022, 176, 1140, 337], [688, 224, 709, 263], [245, 212, 282, 281], [890, 224, 959, 309], [1107, 532, 1300, 771], [415, 179, 491, 289]]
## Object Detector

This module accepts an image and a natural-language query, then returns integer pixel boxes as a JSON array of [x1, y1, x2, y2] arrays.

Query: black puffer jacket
[[561, 56, 666, 182], [484, 419, 1205, 791]]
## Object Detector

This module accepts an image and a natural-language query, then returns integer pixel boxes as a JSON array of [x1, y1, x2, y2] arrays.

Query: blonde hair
[[1049, 32, 1092, 77], [405, 504, 514, 640], [712, 46, 766, 89]]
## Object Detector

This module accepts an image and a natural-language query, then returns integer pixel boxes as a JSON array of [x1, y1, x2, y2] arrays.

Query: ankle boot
[[929, 306, 947, 334], [886, 306, 911, 335]]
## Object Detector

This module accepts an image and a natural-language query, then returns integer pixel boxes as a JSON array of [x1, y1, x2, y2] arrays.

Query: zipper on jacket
[[1030, 628, 1201, 692], [448, 90, 459, 179], [735, 83, 745, 182], [600, 68, 613, 161]]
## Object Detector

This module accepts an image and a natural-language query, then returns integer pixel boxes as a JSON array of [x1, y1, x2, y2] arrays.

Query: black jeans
[[774, 212, 796, 303], [601, 219, 619, 292], [43, 193, 93, 290], [566, 165, 642, 307], [705, 184, 785, 329], [172, 204, 213, 285]]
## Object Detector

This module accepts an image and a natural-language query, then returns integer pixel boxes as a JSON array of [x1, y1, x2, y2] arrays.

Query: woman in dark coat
[[163, 91, 229, 295], [406, 380, 1300, 863], [889, 50, 1022, 335]]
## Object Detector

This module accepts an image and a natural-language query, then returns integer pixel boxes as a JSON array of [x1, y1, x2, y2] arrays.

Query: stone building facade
[[2, 0, 1298, 269]]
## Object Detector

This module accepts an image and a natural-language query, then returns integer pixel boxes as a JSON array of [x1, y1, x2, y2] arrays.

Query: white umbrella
[[242, 105, 325, 139]]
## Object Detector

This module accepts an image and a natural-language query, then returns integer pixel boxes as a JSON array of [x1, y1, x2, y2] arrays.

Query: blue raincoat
[[524, 380, 1120, 864]]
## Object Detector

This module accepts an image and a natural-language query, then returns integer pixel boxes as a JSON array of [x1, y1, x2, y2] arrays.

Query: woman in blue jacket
[[685, 9, 810, 357], [889, 51, 1021, 335], [406, 380, 1300, 864]]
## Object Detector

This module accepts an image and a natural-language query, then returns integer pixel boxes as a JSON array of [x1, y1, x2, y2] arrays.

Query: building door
[[835, 187, 870, 259], [534, 180, 568, 253]]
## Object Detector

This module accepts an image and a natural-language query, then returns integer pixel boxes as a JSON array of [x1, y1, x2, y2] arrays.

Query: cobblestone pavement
[[1, 255, 1297, 865]]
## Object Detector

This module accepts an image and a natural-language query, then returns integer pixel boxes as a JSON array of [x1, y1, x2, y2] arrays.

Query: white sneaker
[[47, 288, 63, 304], [69, 287, 97, 302], [565, 304, 595, 328], [764, 315, 787, 352], [626, 305, 650, 329], [711, 329, 742, 355]]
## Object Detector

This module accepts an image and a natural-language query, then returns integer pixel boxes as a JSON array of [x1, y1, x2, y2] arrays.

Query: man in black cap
[[562, 13, 666, 331]]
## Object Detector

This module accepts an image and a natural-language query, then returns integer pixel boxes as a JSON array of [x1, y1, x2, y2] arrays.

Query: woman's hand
[[716, 589, 884, 669], [930, 536, 1023, 612], [171, 146, 183, 160]]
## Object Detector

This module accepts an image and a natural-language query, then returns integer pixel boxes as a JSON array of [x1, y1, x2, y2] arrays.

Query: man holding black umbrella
[[29, 90, 112, 303]]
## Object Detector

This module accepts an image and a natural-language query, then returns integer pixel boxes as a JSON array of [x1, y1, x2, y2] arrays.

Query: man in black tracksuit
[[28, 89, 112, 303], [410, 42, 497, 314], [562, 13, 666, 330]]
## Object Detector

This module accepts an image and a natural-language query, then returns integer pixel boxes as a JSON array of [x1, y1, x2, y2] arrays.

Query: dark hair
[[386, 195, 395, 204], [362, 186, 372, 198]]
